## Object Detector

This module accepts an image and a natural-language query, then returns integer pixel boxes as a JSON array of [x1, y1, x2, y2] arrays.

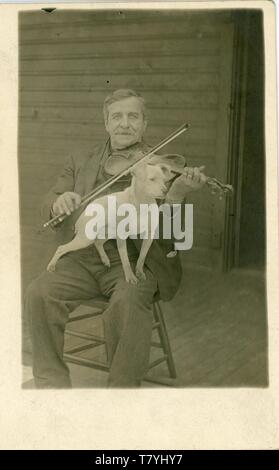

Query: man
[[25, 89, 205, 388]]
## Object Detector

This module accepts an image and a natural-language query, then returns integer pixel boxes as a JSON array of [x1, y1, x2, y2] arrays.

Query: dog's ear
[[157, 164, 176, 181], [147, 163, 177, 182], [149, 153, 186, 169], [148, 153, 186, 181]]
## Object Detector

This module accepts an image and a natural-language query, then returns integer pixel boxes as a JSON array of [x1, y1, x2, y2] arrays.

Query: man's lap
[[27, 245, 158, 306]]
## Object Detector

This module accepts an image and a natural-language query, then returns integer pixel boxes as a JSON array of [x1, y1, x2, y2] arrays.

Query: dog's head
[[131, 163, 170, 199]]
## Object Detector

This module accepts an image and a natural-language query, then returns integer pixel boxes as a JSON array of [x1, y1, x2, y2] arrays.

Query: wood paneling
[[19, 10, 232, 27], [19, 10, 234, 286], [20, 90, 219, 107], [20, 19, 222, 40], [20, 56, 220, 73]]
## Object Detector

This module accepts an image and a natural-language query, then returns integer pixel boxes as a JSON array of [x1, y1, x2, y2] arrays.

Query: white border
[[0, 1, 278, 450]]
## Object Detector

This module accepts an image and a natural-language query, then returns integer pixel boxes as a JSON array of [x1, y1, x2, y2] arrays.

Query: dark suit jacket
[[41, 141, 183, 301]]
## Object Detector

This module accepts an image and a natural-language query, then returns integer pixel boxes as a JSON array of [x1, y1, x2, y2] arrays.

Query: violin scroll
[[206, 177, 234, 199]]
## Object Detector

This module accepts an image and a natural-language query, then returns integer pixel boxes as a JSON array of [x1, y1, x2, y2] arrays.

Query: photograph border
[[0, 0, 278, 450]]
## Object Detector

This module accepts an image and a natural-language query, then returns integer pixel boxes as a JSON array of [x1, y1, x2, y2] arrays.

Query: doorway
[[224, 10, 265, 271]]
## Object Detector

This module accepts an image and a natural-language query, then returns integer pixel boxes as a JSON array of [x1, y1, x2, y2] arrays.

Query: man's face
[[105, 97, 147, 150]]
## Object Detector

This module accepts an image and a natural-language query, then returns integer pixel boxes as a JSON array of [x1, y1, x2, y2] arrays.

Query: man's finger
[[193, 167, 201, 182], [200, 173, 207, 183], [187, 167, 194, 179], [73, 194, 81, 209], [67, 192, 81, 210], [52, 202, 60, 216], [65, 195, 75, 212], [60, 198, 72, 215], [56, 202, 66, 215], [56, 200, 68, 215], [61, 200, 71, 215]]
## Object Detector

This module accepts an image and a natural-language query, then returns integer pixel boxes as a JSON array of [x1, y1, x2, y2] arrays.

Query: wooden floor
[[22, 266, 268, 388], [157, 267, 267, 387]]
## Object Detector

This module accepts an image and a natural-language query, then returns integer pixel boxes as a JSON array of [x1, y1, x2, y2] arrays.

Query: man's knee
[[111, 273, 158, 309], [25, 274, 55, 317]]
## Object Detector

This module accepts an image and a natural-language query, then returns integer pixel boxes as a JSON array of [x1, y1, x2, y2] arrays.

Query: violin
[[104, 151, 233, 197], [43, 123, 233, 230]]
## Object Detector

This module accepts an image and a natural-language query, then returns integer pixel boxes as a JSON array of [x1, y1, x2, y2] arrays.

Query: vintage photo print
[[0, 0, 278, 450], [19, 4, 268, 389]]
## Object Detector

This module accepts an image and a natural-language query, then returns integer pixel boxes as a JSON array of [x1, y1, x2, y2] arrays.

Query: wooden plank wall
[[19, 9, 234, 290]]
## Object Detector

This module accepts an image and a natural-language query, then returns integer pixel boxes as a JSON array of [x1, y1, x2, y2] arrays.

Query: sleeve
[[40, 154, 76, 226]]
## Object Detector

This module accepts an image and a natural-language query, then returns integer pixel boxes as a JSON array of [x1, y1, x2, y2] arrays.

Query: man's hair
[[103, 89, 146, 122]]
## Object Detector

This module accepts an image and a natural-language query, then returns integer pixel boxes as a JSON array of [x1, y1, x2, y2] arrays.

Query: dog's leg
[[94, 239, 111, 267], [116, 237, 138, 285], [47, 237, 92, 272], [135, 237, 153, 281]]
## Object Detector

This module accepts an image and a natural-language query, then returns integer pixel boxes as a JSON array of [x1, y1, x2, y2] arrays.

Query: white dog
[[47, 162, 171, 285]]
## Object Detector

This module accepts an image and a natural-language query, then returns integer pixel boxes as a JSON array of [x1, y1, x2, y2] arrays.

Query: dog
[[46, 162, 173, 285]]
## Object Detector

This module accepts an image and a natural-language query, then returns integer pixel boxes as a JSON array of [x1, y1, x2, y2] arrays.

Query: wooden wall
[[19, 9, 234, 290]]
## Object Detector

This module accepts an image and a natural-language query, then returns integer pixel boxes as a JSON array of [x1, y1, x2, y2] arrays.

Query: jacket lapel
[[77, 140, 110, 196], [79, 140, 149, 197]]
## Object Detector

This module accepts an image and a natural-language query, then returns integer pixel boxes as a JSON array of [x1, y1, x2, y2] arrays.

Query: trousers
[[25, 243, 158, 388]]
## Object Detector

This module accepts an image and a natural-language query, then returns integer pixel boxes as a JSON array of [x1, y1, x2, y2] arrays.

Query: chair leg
[[64, 302, 177, 386], [153, 302, 177, 379]]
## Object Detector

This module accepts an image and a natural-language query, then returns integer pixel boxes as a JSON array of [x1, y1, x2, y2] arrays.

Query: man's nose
[[119, 115, 129, 128]]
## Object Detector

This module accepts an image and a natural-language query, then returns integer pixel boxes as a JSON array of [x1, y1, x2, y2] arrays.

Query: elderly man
[[25, 89, 205, 388]]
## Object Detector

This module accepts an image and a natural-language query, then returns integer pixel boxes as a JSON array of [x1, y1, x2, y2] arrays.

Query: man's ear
[[104, 118, 109, 133]]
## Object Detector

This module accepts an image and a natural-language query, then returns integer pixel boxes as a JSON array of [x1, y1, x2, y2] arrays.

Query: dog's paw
[[101, 256, 111, 268], [125, 272, 138, 285], [136, 268, 146, 281], [47, 263, 56, 272]]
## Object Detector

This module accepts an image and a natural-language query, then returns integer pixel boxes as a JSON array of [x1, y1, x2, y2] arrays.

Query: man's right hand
[[52, 192, 82, 216]]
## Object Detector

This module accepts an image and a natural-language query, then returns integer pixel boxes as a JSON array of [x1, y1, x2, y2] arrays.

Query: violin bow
[[43, 123, 190, 229]]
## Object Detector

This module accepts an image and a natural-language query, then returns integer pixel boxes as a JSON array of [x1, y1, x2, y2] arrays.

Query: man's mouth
[[116, 133, 133, 136]]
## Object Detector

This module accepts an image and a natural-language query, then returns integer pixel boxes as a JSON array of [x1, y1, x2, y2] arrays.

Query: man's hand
[[52, 192, 82, 216], [165, 166, 207, 203]]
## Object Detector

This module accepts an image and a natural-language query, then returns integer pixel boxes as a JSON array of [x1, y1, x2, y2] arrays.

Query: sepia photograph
[[18, 6, 269, 390]]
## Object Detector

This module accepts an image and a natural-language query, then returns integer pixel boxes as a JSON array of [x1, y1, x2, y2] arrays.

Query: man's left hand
[[165, 166, 207, 203]]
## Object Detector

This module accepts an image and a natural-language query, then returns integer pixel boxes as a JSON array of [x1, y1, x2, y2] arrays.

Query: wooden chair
[[64, 297, 177, 386]]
